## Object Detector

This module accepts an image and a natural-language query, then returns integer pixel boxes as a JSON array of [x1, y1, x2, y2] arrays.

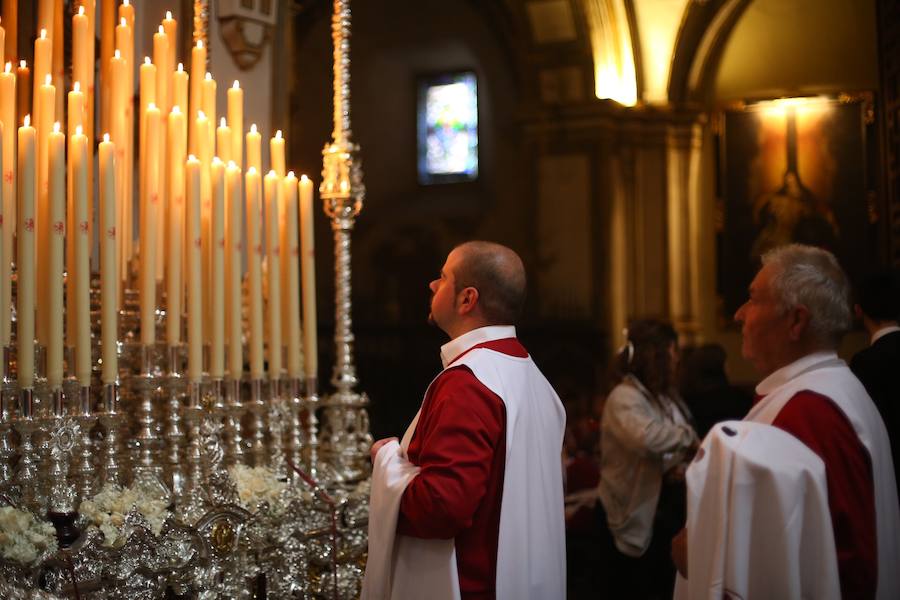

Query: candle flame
[[120, 18, 126, 28], [24, 115, 31, 127], [275, 130, 283, 139], [4, 63, 10, 74], [220, 117, 227, 128], [197, 40, 204, 49], [19, 60, 26, 69], [248, 167, 257, 175], [103, 133, 110, 143], [287, 171, 295, 178], [123, 0, 130, 6], [188, 154, 199, 162], [53, 122, 61, 134], [205, 72, 212, 81], [114, 50, 121, 59], [198, 110, 207, 120], [158, 25, 164, 35], [172, 105, 182, 114], [73, 81, 81, 92], [177, 62, 184, 72], [78, 6, 85, 16], [212, 157, 222, 165], [300, 174, 309, 182], [144, 56, 151, 65], [40, 29, 47, 39], [45, 74, 52, 85], [268, 169, 277, 177], [228, 160, 237, 169], [250, 124, 258, 133], [148, 102, 157, 110], [166, 11, 173, 20], [233, 80, 240, 89], [76, 125, 83, 136]]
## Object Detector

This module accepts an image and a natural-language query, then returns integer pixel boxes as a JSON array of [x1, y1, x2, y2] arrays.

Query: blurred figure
[[598, 319, 698, 600], [679, 344, 752, 439], [850, 269, 900, 496]]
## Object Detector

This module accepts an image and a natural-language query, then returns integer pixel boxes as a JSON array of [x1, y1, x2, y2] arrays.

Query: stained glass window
[[417, 72, 479, 185]]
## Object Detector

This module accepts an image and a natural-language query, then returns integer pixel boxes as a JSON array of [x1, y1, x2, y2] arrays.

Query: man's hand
[[370, 437, 399, 463], [671, 527, 688, 578]]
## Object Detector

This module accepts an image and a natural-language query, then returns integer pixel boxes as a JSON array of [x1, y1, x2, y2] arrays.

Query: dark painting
[[719, 98, 874, 317]]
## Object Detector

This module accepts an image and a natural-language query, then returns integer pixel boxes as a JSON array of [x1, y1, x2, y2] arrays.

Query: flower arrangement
[[79, 484, 171, 547], [0, 506, 58, 565], [229, 465, 290, 513]]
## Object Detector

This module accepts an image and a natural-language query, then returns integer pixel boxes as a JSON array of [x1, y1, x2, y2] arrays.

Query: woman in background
[[598, 319, 698, 599]]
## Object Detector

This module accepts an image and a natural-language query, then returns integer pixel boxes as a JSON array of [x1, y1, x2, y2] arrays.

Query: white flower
[[0, 507, 58, 565], [79, 484, 173, 546], [229, 465, 290, 513]]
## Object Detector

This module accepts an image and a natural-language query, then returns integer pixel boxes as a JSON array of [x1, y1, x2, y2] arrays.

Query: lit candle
[[109, 49, 128, 285], [46, 123, 64, 389], [65, 83, 84, 346], [247, 123, 261, 174], [72, 8, 89, 102], [173, 63, 189, 121], [225, 161, 243, 380], [264, 169, 283, 380], [162, 12, 177, 75], [154, 27, 170, 282], [210, 158, 226, 379], [228, 81, 243, 169], [217, 117, 232, 164], [140, 103, 161, 347], [270, 130, 285, 177], [246, 167, 264, 379], [196, 110, 212, 344], [15, 61, 29, 133], [73, 3, 95, 238], [186, 155, 203, 382], [115, 18, 134, 273], [32, 30, 50, 134], [0, 63, 14, 346], [100, 0, 114, 135], [166, 106, 186, 346], [36, 74, 55, 348], [202, 72, 217, 155], [99, 134, 118, 385], [189, 41, 205, 154], [17, 116, 35, 389], [118, 0, 134, 30], [139, 57, 156, 283], [71, 125, 90, 387], [299, 175, 318, 381], [153, 26, 169, 113], [282, 172, 303, 380]]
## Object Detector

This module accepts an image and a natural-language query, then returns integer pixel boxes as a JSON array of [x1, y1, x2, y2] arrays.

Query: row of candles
[[0, 4, 320, 411]]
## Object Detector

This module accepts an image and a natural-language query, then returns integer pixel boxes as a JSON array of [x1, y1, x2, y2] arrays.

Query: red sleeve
[[397, 366, 505, 539], [772, 390, 877, 600]]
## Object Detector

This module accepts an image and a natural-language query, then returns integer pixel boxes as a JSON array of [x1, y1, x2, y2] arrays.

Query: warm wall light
[[753, 96, 834, 117], [585, 0, 638, 106]]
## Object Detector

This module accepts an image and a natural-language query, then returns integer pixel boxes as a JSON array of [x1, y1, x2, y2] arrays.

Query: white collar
[[440, 325, 517, 368], [872, 324, 900, 345], [756, 351, 840, 396]]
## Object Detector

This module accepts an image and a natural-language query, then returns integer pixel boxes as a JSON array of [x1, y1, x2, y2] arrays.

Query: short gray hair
[[761, 244, 852, 346]]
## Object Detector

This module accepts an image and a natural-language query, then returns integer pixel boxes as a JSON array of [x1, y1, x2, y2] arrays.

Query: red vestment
[[397, 338, 527, 600], [770, 390, 878, 600]]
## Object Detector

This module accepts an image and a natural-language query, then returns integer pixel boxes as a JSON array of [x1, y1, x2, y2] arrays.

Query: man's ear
[[456, 287, 479, 315], [788, 305, 811, 341]]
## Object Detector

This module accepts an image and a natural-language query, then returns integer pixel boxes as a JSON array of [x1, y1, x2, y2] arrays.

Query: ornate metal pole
[[193, 0, 210, 68], [320, 0, 371, 483]]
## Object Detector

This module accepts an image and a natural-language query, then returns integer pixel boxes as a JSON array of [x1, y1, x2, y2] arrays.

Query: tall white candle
[[65, 83, 84, 347], [186, 156, 203, 382], [246, 167, 264, 380], [139, 104, 160, 346], [173, 63, 188, 122], [225, 161, 243, 380], [17, 116, 35, 389], [299, 175, 318, 381], [188, 41, 205, 154], [166, 106, 186, 346], [154, 28, 170, 284], [264, 170, 283, 380], [209, 158, 225, 379], [246, 123, 261, 174], [115, 17, 134, 273], [282, 172, 303, 379], [270, 130, 285, 177], [0, 63, 13, 347], [46, 123, 64, 389], [109, 49, 128, 286], [202, 73, 216, 157], [35, 74, 54, 347], [227, 81, 243, 169], [196, 111, 212, 344], [71, 126, 90, 386], [99, 134, 118, 385], [216, 117, 232, 164]]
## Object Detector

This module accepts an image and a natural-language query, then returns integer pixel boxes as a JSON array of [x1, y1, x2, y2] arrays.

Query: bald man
[[362, 242, 566, 600]]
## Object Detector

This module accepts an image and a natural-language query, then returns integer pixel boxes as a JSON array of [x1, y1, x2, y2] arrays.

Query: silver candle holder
[[164, 345, 188, 501], [97, 382, 123, 488]]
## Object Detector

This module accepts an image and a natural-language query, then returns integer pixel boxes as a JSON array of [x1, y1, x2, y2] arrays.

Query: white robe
[[362, 345, 567, 600], [743, 353, 900, 600], [673, 421, 839, 600]]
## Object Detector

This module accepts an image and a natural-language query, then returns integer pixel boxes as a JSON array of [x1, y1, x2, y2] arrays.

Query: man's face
[[428, 249, 463, 335], [734, 264, 792, 376]]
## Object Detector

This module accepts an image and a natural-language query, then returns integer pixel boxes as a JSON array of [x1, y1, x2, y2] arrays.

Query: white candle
[[225, 161, 243, 380], [186, 156, 203, 382], [73, 4, 95, 245], [17, 116, 35, 389], [196, 110, 212, 344], [189, 41, 205, 154], [46, 122, 64, 389], [227, 81, 243, 169], [209, 158, 225, 379], [109, 49, 128, 286], [36, 74, 54, 348], [65, 83, 83, 346], [139, 57, 156, 277], [0, 63, 15, 346], [166, 106, 186, 346], [270, 130, 285, 177], [115, 19, 134, 273], [99, 134, 118, 385], [246, 167, 264, 379], [264, 170, 283, 380], [299, 175, 318, 381], [282, 172, 303, 379], [162, 12, 177, 77], [216, 117, 232, 164], [32, 30, 50, 136], [71, 126, 90, 386], [246, 123, 261, 174], [203, 72, 216, 157], [173, 63, 189, 122], [139, 103, 160, 346], [154, 28, 170, 284]]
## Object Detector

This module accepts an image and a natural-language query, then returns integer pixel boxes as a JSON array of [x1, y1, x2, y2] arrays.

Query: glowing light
[[585, 0, 637, 106], [233, 81, 240, 89], [103, 133, 110, 143], [73, 81, 81, 92]]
